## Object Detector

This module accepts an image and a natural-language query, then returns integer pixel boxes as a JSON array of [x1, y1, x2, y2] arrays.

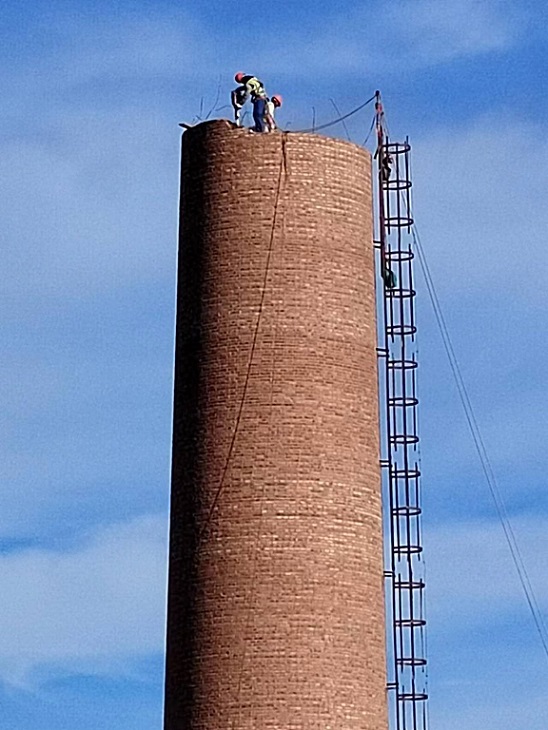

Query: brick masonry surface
[[165, 119, 388, 730]]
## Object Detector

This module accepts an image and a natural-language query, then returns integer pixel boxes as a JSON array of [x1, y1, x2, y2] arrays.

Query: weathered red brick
[[165, 119, 388, 730]]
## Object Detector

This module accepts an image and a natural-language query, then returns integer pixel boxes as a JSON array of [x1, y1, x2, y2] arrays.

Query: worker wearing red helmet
[[231, 72, 267, 130], [264, 95, 283, 132]]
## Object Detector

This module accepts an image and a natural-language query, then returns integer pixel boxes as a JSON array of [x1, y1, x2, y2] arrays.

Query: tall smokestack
[[164, 119, 388, 730]]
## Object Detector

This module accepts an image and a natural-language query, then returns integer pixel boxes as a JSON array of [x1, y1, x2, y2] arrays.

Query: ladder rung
[[396, 657, 427, 667], [394, 618, 426, 628], [398, 692, 428, 702]]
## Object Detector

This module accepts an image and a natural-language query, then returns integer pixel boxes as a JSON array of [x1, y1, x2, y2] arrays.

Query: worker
[[231, 72, 266, 127], [264, 95, 283, 132], [231, 85, 247, 126], [382, 264, 397, 289], [380, 151, 392, 183]]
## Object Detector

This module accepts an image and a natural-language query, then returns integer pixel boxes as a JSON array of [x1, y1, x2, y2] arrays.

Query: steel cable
[[293, 93, 376, 134], [407, 202, 548, 663], [197, 134, 288, 548]]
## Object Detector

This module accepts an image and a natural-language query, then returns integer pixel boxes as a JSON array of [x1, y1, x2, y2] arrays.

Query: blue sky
[[2, 0, 547, 727]]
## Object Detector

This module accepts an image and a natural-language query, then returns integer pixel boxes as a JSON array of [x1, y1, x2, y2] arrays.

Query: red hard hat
[[234, 72, 246, 83], [271, 94, 283, 107]]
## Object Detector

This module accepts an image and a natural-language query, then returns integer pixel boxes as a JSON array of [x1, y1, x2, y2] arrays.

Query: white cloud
[[6, 9, 202, 93], [0, 515, 168, 686], [408, 118, 548, 488], [0, 113, 179, 302], [424, 515, 548, 729], [392, 0, 521, 62], [260, 0, 525, 76], [2, 0, 526, 110], [412, 117, 548, 298]]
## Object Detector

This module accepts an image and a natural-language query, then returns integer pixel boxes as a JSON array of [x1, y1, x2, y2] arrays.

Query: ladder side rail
[[382, 138, 428, 730], [375, 105, 402, 730]]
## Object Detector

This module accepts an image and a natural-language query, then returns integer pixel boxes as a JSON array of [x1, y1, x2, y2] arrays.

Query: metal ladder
[[375, 117, 429, 730]]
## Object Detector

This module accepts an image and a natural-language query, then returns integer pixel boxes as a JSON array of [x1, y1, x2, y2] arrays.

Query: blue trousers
[[253, 98, 267, 132]]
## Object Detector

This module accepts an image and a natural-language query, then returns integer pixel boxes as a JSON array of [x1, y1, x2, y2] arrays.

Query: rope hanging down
[[295, 93, 376, 134], [196, 134, 288, 548], [378, 91, 548, 663], [408, 208, 548, 665]]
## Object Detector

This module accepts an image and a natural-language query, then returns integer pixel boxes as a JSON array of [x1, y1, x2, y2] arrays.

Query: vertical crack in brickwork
[[198, 133, 288, 550]]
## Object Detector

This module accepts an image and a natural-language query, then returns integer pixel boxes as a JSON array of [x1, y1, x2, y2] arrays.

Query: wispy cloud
[[0, 330, 172, 540], [391, 0, 523, 62], [426, 515, 548, 729], [1, 117, 179, 302], [0, 515, 167, 687], [1, 0, 528, 107], [256, 0, 527, 76], [413, 118, 548, 298], [401, 117, 548, 527], [3, 8, 202, 91]]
